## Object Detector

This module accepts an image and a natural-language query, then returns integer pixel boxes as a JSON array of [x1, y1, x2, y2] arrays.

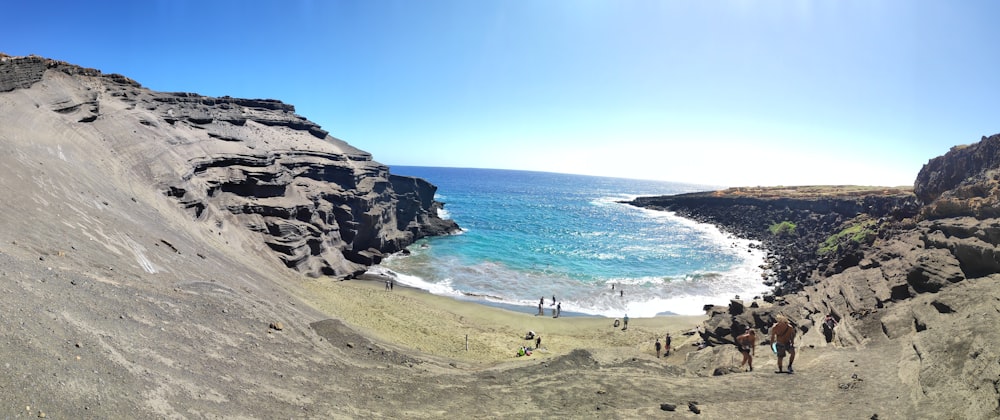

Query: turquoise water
[[376, 166, 769, 317]]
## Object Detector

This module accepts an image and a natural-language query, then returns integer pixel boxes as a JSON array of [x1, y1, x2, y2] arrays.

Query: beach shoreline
[[299, 273, 707, 365]]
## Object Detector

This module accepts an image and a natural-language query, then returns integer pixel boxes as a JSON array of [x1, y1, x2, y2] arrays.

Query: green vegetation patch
[[768, 221, 797, 236], [818, 218, 877, 255]]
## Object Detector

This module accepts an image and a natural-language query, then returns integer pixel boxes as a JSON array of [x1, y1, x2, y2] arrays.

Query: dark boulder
[[688, 401, 702, 414], [728, 299, 745, 315]]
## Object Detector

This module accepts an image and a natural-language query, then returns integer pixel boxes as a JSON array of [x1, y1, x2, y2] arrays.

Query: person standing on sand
[[390, 279, 394, 291], [770, 314, 796, 373], [385, 280, 390, 291], [623, 314, 629, 330], [736, 329, 756, 371], [665, 333, 672, 356], [535, 335, 541, 349], [655, 338, 662, 358], [556, 302, 561, 318]]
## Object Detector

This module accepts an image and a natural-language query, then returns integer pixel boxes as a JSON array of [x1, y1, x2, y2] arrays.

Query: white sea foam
[[368, 265, 464, 297], [377, 170, 771, 318], [378, 200, 770, 318]]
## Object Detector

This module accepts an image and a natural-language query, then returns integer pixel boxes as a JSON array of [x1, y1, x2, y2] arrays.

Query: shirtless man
[[769, 314, 796, 373], [736, 329, 756, 371]]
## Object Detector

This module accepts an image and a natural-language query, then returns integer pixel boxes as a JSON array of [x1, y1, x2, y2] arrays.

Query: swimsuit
[[772, 323, 795, 357]]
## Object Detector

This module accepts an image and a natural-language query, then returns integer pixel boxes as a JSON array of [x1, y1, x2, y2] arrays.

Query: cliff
[[0, 54, 457, 279], [2, 52, 998, 418], [627, 135, 1000, 419], [915, 134, 1000, 219]]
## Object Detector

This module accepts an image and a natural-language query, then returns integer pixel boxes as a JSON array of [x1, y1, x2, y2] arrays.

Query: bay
[[376, 166, 770, 317]]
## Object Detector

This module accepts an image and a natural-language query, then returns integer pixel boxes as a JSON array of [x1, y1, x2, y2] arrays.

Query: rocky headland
[[626, 185, 922, 295], [1, 53, 998, 419], [627, 135, 1000, 419], [0, 54, 458, 279]]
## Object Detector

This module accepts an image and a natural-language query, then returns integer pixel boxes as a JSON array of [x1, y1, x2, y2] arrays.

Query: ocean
[[375, 166, 770, 317]]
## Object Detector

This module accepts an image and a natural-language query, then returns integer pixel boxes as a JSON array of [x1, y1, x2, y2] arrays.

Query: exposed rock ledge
[[628, 134, 1000, 418], [0, 54, 458, 278], [625, 186, 921, 295]]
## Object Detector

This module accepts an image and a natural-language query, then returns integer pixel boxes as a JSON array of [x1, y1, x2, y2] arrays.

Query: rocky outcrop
[[632, 134, 1000, 418], [629, 135, 1000, 337], [0, 55, 49, 92], [0, 54, 137, 92], [0, 54, 458, 278], [915, 134, 1000, 219], [914, 134, 1000, 202], [626, 188, 921, 295]]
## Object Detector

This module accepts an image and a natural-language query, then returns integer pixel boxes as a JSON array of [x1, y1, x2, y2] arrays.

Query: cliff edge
[[627, 134, 1000, 419], [916, 134, 1000, 219], [2, 53, 997, 418], [0, 54, 457, 279]]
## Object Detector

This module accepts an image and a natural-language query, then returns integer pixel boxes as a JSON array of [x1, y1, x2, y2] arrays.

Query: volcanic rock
[[0, 54, 457, 279], [3, 52, 1000, 419]]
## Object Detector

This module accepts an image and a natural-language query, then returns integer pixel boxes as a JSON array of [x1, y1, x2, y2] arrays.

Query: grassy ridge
[[707, 185, 913, 199]]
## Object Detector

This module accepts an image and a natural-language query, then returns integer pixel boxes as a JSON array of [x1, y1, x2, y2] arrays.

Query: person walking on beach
[[385, 280, 391, 291], [770, 314, 796, 373], [556, 302, 561, 318], [535, 335, 541, 349], [390, 279, 394, 291], [736, 329, 756, 371], [623, 314, 629, 330], [665, 333, 672, 356], [655, 338, 662, 358]]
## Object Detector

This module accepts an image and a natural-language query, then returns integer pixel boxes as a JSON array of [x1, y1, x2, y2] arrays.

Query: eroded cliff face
[[647, 135, 1000, 419], [915, 134, 1000, 219], [0, 54, 457, 278]]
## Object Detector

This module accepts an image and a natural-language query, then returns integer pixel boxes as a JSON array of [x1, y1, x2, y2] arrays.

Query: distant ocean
[[375, 166, 770, 317]]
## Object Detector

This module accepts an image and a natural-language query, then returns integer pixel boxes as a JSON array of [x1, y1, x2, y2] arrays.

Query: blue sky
[[4, 1, 998, 187]]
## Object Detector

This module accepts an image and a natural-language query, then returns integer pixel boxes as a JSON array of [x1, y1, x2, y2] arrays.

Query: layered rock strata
[[916, 134, 1000, 219], [0, 54, 457, 278], [630, 135, 1000, 418]]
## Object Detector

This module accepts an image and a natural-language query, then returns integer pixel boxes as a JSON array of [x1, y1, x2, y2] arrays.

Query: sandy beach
[[300, 275, 706, 365], [4, 54, 995, 418]]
